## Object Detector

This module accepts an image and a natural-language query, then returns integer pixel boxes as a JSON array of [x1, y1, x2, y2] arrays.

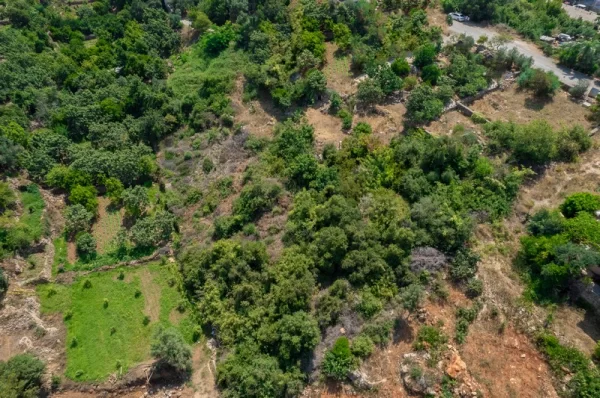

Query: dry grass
[[323, 42, 356, 96], [92, 197, 123, 254], [469, 85, 592, 130]]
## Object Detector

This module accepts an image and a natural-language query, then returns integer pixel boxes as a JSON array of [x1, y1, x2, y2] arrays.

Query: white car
[[575, 4, 587, 10], [449, 12, 470, 22]]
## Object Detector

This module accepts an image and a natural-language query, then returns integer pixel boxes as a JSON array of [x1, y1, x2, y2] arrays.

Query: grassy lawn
[[52, 235, 69, 275], [37, 263, 196, 381]]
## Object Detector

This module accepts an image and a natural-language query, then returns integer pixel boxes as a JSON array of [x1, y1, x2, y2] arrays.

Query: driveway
[[446, 21, 592, 90], [562, 3, 598, 22]]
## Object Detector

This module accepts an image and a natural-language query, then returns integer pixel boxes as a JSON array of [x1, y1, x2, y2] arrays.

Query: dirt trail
[[190, 341, 218, 398]]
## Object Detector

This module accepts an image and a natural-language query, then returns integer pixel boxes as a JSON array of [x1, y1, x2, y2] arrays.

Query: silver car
[[449, 12, 470, 22]]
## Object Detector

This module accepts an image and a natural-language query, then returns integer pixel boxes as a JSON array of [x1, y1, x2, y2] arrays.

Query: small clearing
[[323, 42, 355, 96], [36, 263, 194, 381], [92, 197, 123, 254], [469, 86, 591, 130]]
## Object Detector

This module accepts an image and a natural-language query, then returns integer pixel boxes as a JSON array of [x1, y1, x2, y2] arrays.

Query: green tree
[[151, 328, 192, 374], [121, 186, 149, 218], [69, 185, 98, 214], [356, 78, 384, 108], [414, 43, 437, 68], [517, 68, 560, 97], [76, 232, 96, 259], [333, 23, 352, 51], [391, 58, 410, 77], [560, 193, 600, 218], [0, 354, 45, 398], [65, 204, 94, 236]]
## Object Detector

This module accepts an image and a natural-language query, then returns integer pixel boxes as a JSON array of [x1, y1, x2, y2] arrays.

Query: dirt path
[[190, 342, 218, 398]]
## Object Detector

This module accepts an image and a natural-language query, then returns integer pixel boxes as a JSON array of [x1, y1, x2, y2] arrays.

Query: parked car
[[575, 4, 588, 10], [449, 12, 470, 22], [557, 33, 573, 42]]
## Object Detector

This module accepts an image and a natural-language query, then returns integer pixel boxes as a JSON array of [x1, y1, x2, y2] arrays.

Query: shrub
[[151, 328, 192, 374], [356, 291, 383, 319], [338, 109, 353, 130], [517, 68, 560, 97], [527, 209, 564, 236], [322, 337, 355, 380], [0, 354, 46, 398], [361, 319, 395, 346], [465, 278, 483, 298], [103, 298, 109, 308], [421, 64, 441, 85], [414, 326, 448, 351], [391, 58, 410, 77], [351, 336, 375, 359], [202, 157, 215, 173], [569, 80, 588, 99], [82, 279, 92, 289], [403, 76, 418, 91], [471, 112, 487, 124], [560, 193, 600, 218]]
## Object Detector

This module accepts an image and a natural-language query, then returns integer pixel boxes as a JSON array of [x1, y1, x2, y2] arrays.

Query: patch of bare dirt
[[355, 102, 406, 144], [469, 85, 591, 130], [190, 341, 218, 398], [67, 241, 77, 264], [305, 108, 347, 150], [462, 320, 558, 398], [426, 110, 481, 137], [230, 77, 278, 138]]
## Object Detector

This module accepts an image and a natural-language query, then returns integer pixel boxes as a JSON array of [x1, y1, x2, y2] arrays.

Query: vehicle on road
[[449, 12, 470, 22], [575, 3, 587, 9]]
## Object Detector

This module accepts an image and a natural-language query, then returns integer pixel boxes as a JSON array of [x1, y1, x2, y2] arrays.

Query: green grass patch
[[37, 263, 195, 381], [92, 198, 123, 254], [19, 184, 45, 240], [52, 235, 69, 275], [168, 47, 245, 98]]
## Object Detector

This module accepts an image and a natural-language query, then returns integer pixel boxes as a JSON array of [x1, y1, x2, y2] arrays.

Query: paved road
[[562, 3, 598, 22], [447, 21, 592, 89]]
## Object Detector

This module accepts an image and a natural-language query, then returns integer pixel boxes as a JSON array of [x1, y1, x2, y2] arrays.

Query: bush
[[560, 193, 600, 218], [338, 109, 353, 130], [351, 336, 375, 359], [202, 157, 215, 173], [75, 232, 96, 259], [356, 291, 383, 319], [403, 76, 418, 91], [421, 64, 441, 85], [322, 337, 355, 380], [569, 80, 588, 99], [471, 112, 487, 124], [151, 328, 192, 374], [356, 78, 384, 107], [465, 278, 483, 298], [0, 354, 46, 398], [517, 68, 560, 97], [391, 58, 410, 77], [527, 209, 564, 236], [69, 185, 98, 214], [414, 326, 448, 351]]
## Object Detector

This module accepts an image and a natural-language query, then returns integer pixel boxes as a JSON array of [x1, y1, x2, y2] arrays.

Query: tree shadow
[[393, 317, 414, 344], [576, 303, 600, 343], [523, 94, 553, 111]]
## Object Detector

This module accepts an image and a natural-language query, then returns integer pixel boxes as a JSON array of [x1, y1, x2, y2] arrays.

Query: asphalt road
[[447, 21, 592, 89]]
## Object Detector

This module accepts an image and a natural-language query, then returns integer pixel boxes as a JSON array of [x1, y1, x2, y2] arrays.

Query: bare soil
[[469, 86, 592, 130]]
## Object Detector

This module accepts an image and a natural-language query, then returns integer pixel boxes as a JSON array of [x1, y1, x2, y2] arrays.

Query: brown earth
[[323, 42, 356, 97], [469, 85, 592, 130]]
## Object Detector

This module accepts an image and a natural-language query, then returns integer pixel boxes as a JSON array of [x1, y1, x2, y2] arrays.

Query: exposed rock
[[445, 351, 467, 380]]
